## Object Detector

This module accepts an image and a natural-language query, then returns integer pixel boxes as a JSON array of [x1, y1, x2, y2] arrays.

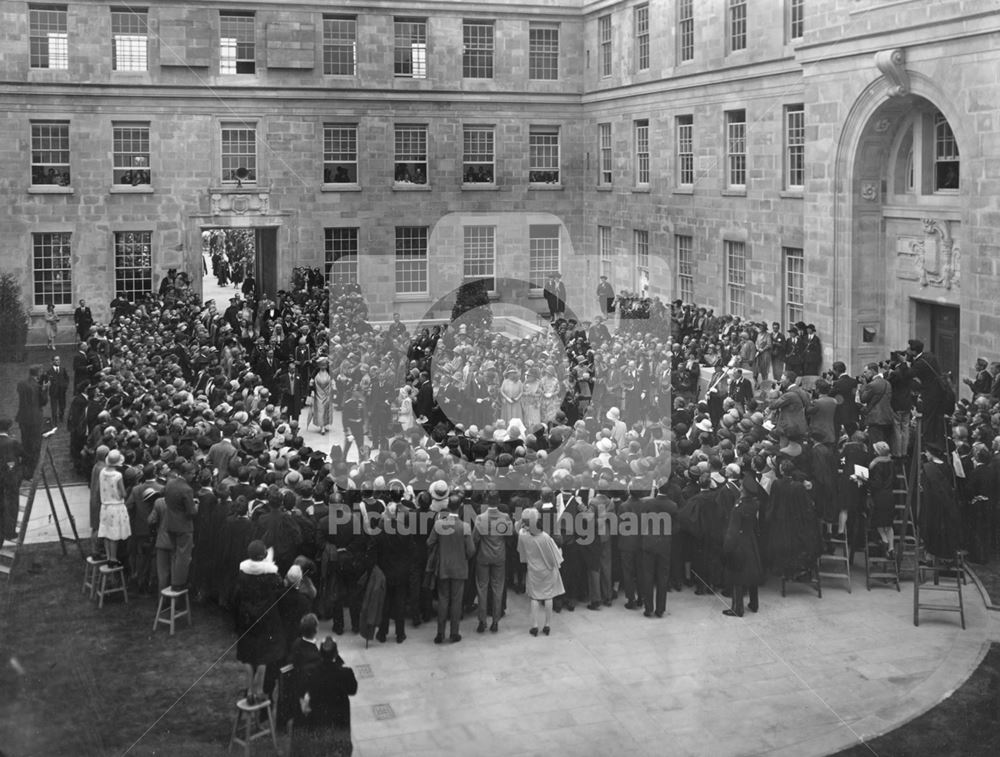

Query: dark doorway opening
[[914, 300, 960, 383]]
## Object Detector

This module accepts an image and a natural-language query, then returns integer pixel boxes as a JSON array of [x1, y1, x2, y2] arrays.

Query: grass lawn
[[1, 544, 254, 757]]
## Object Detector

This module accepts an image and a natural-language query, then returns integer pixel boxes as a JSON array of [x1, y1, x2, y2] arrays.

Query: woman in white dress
[[309, 356, 333, 433], [396, 385, 416, 430], [517, 507, 564, 636], [521, 367, 542, 429], [539, 364, 562, 422], [500, 367, 523, 424], [97, 449, 131, 567]]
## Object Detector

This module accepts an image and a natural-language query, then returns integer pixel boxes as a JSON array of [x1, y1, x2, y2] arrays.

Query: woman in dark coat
[[291, 638, 359, 757], [919, 443, 963, 559], [375, 494, 414, 643], [722, 475, 764, 617], [867, 441, 896, 556], [232, 539, 286, 703], [764, 460, 823, 579], [839, 431, 874, 549]]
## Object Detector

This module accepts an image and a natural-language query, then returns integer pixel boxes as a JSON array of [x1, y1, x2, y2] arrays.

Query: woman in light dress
[[309, 356, 333, 433], [500, 366, 523, 423], [521, 367, 542, 429], [539, 364, 562, 422], [517, 507, 564, 636], [44, 303, 59, 350], [97, 449, 131, 567], [396, 385, 416, 430]]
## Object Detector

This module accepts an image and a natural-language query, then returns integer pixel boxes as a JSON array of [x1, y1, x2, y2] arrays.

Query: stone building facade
[[1, 0, 999, 382]]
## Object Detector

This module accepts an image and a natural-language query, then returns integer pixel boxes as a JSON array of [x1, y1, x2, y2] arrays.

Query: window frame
[[393, 17, 427, 79], [676, 234, 694, 303], [634, 119, 650, 187], [220, 122, 257, 185], [529, 125, 560, 185], [727, 0, 747, 54], [933, 113, 960, 193], [462, 225, 496, 293], [462, 20, 495, 79], [322, 15, 357, 77], [528, 23, 559, 81], [598, 225, 613, 280], [598, 122, 613, 186], [783, 246, 804, 326], [677, 0, 694, 64], [725, 239, 747, 319], [323, 124, 359, 185], [462, 126, 496, 185], [529, 224, 561, 291], [788, 0, 805, 42], [598, 14, 612, 78], [634, 229, 650, 295], [725, 109, 747, 190], [325, 227, 360, 286], [394, 125, 429, 186], [111, 8, 148, 72], [32, 231, 73, 308], [634, 3, 649, 72], [784, 104, 805, 191], [29, 5, 68, 70], [676, 115, 694, 188], [219, 11, 256, 75], [112, 122, 151, 187], [113, 230, 153, 302], [30, 120, 71, 187], [394, 226, 429, 296]]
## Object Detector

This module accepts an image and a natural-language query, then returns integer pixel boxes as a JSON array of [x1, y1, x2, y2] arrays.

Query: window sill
[[527, 290, 545, 298], [392, 183, 432, 191], [632, 186, 651, 194], [28, 186, 73, 195], [596, 185, 613, 192], [461, 184, 499, 191], [779, 190, 804, 200], [110, 185, 154, 194], [394, 293, 432, 302], [528, 184, 563, 191], [673, 186, 695, 195], [321, 183, 362, 192], [721, 189, 747, 197]]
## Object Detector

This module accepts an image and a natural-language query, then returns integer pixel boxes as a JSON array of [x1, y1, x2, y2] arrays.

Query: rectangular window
[[31, 121, 70, 186], [598, 15, 612, 78], [463, 226, 496, 291], [677, 0, 694, 63], [32, 232, 72, 307], [783, 246, 804, 326], [728, 0, 747, 53], [529, 126, 560, 184], [529, 225, 560, 290], [934, 114, 960, 191], [112, 123, 151, 186], [220, 123, 256, 183], [114, 231, 153, 301], [725, 109, 747, 189], [634, 4, 649, 72], [676, 234, 694, 303], [725, 240, 746, 318], [394, 226, 428, 294], [789, 0, 805, 41], [634, 230, 650, 295], [785, 104, 805, 190], [325, 227, 359, 285], [598, 225, 612, 279], [323, 125, 358, 184], [676, 115, 694, 187], [220, 12, 255, 75], [323, 15, 357, 76], [529, 24, 559, 80], [111, 8, 147, 72], [598, 123, 612, 185], [29, 5, 68, 69], [463, 20, 494, 79], [394, 18, 426, 79], [394, 126, 427, 185], [463, 126, 495, 184], [634, 119, 650, 186]]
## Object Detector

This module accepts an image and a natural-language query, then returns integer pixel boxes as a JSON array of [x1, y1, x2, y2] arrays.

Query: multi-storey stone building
[[2, 0, 998, 381]]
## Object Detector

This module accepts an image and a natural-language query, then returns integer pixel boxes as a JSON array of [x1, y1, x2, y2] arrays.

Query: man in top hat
[[596, 275, 616, 315], [785, 325, 805, 377], [802, 324, 822, 376]]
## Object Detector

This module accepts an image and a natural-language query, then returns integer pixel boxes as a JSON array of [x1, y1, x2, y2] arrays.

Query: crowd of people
[[4, 268, 1000, 753]]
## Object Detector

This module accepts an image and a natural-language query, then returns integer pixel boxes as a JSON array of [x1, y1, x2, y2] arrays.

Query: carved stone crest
[[874, 49, 909, 98], [895, 219, 960, 289], [860, 181, 879, 202], [210, 192, 270, 216]]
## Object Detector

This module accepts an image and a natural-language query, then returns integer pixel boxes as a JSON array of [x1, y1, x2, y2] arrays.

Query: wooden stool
[[96, 564, 128, 608], [153, 588, 192, 635], [228, 697, 278, 756], [82, 556, 107, 599]]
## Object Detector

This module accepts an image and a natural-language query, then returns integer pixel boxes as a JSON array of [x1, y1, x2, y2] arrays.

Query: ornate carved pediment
[[210, 192, 270, 216], [874, 49, 909, 97], [895, 218, 960, 290]]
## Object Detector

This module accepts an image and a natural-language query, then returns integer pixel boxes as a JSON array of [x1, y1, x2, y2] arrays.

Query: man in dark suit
[[727, 368, 753, 410], [638, 486, 678, 618], [830, 361, 860, 437], [279, 362, 304, 421], [45, 355, 70, 424], [72, 341, 91, 394], [542, 273, 559, 321], [802, 324, 822, 376], [596, 275, 615, 315], [341, 389, 367, 460], [254, 346, 280, 395], [16, 366, 47, 475], [905, 338, 948, 445], [413, 372, 435, 426], [208, 423, 239, 485], [963, 358, 992, 398], [73, 298, 93, 342], [0, 418, 25, 546]]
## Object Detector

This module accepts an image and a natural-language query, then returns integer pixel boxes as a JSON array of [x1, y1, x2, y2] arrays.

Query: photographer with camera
[[886, 352, 916, 459], [904, 339, 953, 447]]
